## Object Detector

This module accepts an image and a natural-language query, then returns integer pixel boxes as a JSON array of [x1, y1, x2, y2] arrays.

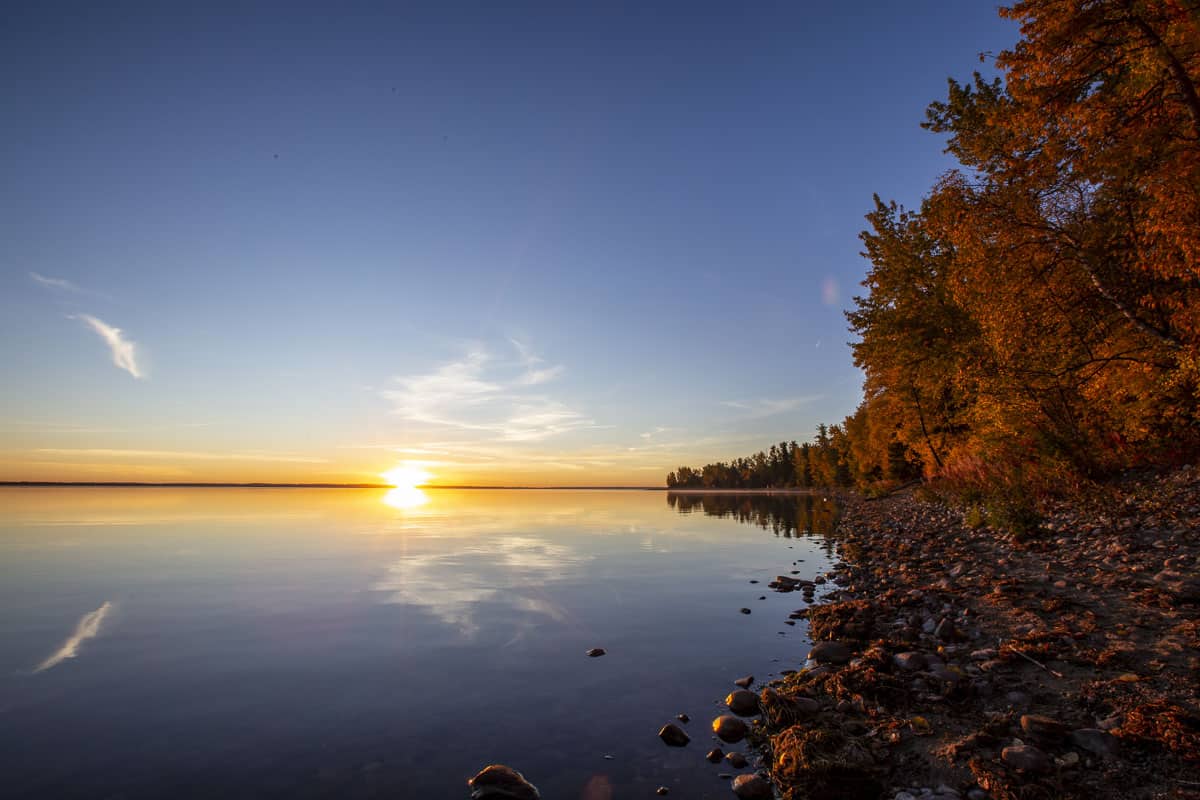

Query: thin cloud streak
[[75, 314, 144, 379], [383, 342, 594, 443], [32, 601, 113, 673], [719, 395, 822, 420], [30, 272, 83, 292]]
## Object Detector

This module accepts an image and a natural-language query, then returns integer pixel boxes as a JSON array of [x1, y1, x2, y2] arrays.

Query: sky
[[0, 2, 1018, 486]]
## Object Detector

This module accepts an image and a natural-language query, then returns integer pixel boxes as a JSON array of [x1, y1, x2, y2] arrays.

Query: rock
[[731, 773, 773, 799], [676, 713, 689, 723], [1004, 691, 1032, 709], [893, 651, 927, 671], [734, 675, 754, 689], [935, 617, 957, 640], [586, 648, 606, 657], [706, 747, 725, 763], [1020, 714, 1070, 742], [1069, 728, 1119, 758], [740, 608, 752, 615], [712, 715, 749, 743], [656, 787, 669, 796], [725, 751, 748, 768], [726, 690, 760, 717], [658, 723, 690, 747], [1001, 744, 1050, 773], [808, 640, 852, 665], [468, 765, 541, 800]]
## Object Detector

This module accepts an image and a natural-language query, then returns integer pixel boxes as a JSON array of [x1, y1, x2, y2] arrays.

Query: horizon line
[[0, 481, 666, 490]]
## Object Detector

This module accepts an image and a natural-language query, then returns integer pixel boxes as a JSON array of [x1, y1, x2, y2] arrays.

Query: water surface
[[0, 488, 837, 798]]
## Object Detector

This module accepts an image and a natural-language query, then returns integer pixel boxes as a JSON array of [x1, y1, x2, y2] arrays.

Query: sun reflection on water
[[382, 485, 429, 509]]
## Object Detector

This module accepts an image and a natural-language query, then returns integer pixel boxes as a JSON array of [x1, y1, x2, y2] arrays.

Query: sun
[[380, 463, 432, 490]]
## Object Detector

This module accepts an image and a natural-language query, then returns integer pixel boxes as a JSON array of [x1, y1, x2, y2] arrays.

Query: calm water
[[0, 488, 837, 799]]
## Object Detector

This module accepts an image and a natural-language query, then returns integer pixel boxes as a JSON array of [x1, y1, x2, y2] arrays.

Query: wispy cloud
[[32, 601, 113, 673], [30, 272, 84, 292], [34, 448, 328, 463], [383, 342, 594, 443], [511, 338, 565, 385], [720, 395, 822, 419], [74, 314, 144, 379]]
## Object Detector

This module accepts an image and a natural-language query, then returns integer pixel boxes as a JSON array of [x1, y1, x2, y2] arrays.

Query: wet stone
[[658, 723, 690, 747], [706, 747, 725, 763], [712, 715, 749, 743], [586, 648, 606, 657], [726, 690, 760, 717], [734, 675, 754, 689], [808, 640, 852, 665], [731, 773, 773, 799], [468, 765, 541, 800], [725, 751, 748, 768]]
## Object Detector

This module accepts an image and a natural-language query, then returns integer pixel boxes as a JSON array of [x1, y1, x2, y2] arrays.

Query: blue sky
[[0, 2, 1017, 484]]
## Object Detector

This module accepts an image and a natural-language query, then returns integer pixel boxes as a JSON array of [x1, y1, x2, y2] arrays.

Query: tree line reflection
[[666, 492, 838, 539]]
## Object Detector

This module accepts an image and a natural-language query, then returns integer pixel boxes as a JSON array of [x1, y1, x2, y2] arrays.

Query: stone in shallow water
[[740, 608, 752, 614], [733, 675, 754, 688], [731, 773, 773, 799], [586, 648, 606, 657], [712, 715, 749, 743], [658, 723, 691, 747], [706, 747, 725, 763], [468, 765, 541, 800], [724, 751, 748, 768], [725, 690, 760, 717]]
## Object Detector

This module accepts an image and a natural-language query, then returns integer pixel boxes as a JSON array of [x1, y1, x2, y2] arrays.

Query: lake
[[0, 488, 838, 799]]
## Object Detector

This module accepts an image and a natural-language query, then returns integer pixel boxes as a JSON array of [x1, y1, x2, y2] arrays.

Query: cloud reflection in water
[[32, 601, 113, 673], [371, 536, 591, 637]]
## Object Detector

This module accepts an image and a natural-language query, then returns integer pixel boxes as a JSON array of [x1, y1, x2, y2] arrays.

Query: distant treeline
[[666, 431, 918, 491], [672, 1, 1200, 498]]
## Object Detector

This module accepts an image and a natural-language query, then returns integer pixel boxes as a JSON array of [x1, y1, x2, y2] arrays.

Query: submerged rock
[[734, 675, 754, 688], [468, 765, 541, 800], [658, 723, 691, 747], [706, 747, 725, 763], [586, 648, 606, 657]]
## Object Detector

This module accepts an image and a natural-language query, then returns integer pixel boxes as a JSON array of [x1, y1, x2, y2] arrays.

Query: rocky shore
[[756, 466, 1200, 800]]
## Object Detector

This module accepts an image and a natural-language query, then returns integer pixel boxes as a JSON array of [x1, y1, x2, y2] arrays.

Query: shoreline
[[745, 467, 1199, 800]]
